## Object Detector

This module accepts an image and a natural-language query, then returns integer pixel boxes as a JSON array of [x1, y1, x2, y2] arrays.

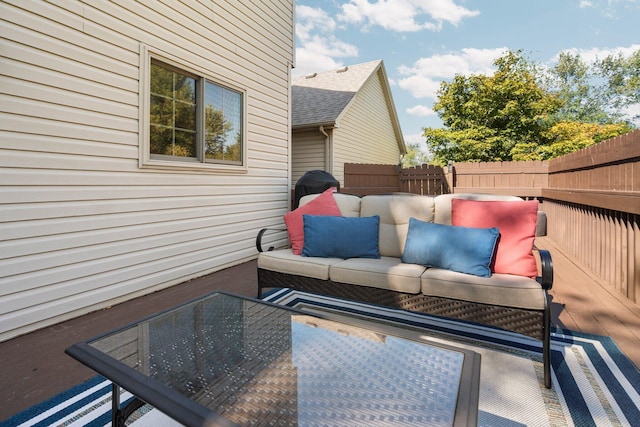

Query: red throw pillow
[[451, 199, 539, 277], [283, 188, 342, 255]]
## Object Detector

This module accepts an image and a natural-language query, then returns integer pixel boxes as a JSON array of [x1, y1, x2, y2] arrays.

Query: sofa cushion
[[452, 199, 539, 278], [284, 188, 342, 255], [329, 256, 425, 294], [360, 194, 435, 258], [402, 218, 499, 277], [302, 215, 380, 259], [421, 268, 546, 310], [258, 249, 343, 280]]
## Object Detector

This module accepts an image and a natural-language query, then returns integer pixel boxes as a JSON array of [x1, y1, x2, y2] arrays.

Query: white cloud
[[397, 47, 507, 99], [554, 44, 640, 63], [403, 132, 426, 146], [338, 0, 479, 32], [294, 49, 346, 78], [398, 74, 442, 98], [296, 5, 336, 41], [406, 105, 435, 116], [577, 0, 640, 18], [294, 5, 359, 77]]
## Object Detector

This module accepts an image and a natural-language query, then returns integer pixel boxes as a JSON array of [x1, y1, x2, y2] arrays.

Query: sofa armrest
[[256, 228, 286, 253], [534, 248, 553, 290]]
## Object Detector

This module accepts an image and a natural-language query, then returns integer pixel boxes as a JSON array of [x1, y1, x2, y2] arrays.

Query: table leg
[[111, 384, 146, 427]]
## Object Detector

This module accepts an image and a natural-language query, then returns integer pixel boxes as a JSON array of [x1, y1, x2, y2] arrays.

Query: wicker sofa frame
[[255, 195, 554, 389]]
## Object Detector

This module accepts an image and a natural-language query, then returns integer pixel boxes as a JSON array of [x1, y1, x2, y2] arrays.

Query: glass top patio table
[[66, 291, 480, 427]]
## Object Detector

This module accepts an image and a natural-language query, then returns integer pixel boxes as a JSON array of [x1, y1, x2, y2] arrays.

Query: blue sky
[[293, 0, 640, 148]]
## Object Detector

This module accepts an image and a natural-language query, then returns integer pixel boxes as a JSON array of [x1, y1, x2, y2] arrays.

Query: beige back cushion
[[361, 194, 435, 258], [332, 193, 362, 217], [434, 193, 523, 225], [299, 192, 362, 217]]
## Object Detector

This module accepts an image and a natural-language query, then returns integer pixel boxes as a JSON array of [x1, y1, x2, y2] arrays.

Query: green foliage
[[204, 105, 237, 161], [401, 142, 429, 167], [596, 50, 640, 117], [548, 51, 611, 123], [425, 50, 561, 164], [423, 49, 637, 163], [539, 121, 633, 159], [547, 50, 640, 124]]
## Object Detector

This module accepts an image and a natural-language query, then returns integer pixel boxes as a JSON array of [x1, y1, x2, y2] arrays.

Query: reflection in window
[[149, 60, 243, 166], [204, 82, 242, 162], [150, 64, 197, 158]]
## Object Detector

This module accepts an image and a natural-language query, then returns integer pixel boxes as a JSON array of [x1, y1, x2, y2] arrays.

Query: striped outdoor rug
[[3, 289, 639, 426]]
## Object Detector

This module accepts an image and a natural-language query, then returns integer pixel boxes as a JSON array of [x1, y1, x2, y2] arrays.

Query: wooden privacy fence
[[340, 129, 640, 304], [342, 164, 402, 195], [544, 203, 638, 302], [453, 161, 548, 198], [543, 130, 640, 304], [401, 164, 450, 195], [342, 163, 450, 195], [343, 161, 548, 198]]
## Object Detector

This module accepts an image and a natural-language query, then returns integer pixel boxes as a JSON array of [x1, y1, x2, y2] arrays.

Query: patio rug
[[3, 289, 639, 427]]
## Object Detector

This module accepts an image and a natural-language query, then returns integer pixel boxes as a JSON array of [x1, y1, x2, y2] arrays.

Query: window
[[142, 55, 246, 171]]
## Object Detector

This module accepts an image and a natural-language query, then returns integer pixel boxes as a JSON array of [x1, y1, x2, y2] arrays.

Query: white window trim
[[138, 44, 248, 173]]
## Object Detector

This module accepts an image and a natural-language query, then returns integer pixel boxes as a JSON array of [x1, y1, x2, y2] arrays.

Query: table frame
[[66, 291, 481, 427]]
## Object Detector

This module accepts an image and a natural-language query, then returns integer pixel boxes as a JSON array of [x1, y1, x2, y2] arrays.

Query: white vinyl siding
[[291, 130, 327, 187], [0, 0, 294, 341], [331, 69, 402, 184]]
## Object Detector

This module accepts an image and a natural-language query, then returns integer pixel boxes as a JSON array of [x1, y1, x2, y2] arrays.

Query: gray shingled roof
[[291, 60, 382, 128]]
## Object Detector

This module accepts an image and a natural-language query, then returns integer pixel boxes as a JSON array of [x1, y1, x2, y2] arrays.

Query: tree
[[596, 50, 640, 121], [511, 121, 632, 160], [423, 49, 636, 164], [424, 50, 561, 165], [547, 50, 640, 124], [149, 64, 198, 157], [204, 105, 235, 160], [401, 142, 429, 167], [548, 51, 611, 124]]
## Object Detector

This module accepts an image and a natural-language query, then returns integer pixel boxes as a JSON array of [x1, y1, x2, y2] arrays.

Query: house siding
[[331, 69, 402, 184], [0, 0, 294, 341], [291, 129, 327, 187]]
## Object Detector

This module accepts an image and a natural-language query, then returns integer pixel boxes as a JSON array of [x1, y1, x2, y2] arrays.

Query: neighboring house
[[291, 60, 406, 187], [0, 1, 294, 341]]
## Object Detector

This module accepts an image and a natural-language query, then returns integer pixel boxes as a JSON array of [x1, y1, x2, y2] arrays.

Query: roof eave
[[292, 122, 337, 131], [373, 62, 407, 155]]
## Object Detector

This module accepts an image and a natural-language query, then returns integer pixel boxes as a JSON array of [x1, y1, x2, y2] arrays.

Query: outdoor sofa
[[256, 190, 554, 388]]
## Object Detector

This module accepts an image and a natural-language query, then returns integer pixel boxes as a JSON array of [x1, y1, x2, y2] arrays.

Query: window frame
[[139, 45, 248, 173]]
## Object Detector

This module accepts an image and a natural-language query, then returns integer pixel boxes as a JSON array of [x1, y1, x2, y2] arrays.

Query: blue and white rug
[[3, 289, 639, 427]]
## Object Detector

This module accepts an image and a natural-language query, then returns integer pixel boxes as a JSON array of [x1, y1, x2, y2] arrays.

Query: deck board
[[1, 241, 639, 421]]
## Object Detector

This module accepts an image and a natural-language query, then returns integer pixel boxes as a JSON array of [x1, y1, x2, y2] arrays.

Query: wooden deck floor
[[1, 238, 639, 421]]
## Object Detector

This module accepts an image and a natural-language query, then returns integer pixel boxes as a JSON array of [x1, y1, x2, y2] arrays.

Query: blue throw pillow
[[302, 215, 381, 259], [401, 218, 499, 277]]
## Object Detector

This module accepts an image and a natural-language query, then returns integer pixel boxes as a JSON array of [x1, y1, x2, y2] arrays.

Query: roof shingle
[[291, 60, 382, 128]]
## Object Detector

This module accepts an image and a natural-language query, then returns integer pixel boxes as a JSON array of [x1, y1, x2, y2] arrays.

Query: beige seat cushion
[[329, 256, 425, 294], [421, 268, 546, 310], [361, 194, 435, 258], [258, 249, 343, 280]]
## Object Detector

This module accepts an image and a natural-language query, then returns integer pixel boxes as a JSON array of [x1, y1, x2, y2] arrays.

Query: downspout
[[319, 125, 333, 174]]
